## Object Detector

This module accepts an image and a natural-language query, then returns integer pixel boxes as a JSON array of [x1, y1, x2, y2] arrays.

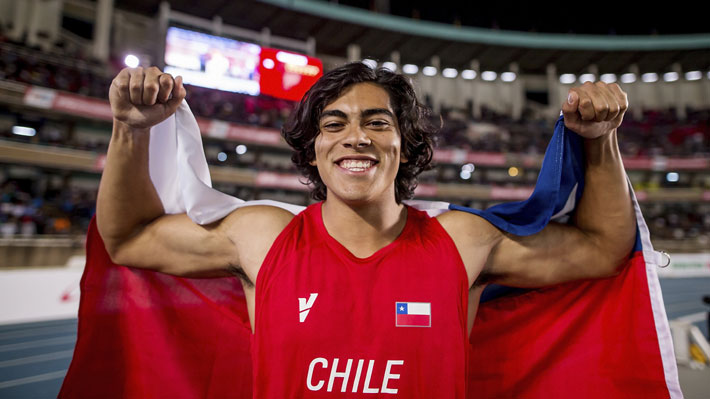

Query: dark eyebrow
[[319, 108, 394, 121], [319, 110, 347, 120], [361, 108, 394, 119]]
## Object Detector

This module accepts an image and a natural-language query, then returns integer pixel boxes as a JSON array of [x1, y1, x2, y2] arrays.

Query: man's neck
[[321, 196, 407, 258]]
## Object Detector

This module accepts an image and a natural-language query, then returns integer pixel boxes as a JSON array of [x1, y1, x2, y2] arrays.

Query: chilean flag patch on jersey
[[395, 302, 431, 327]]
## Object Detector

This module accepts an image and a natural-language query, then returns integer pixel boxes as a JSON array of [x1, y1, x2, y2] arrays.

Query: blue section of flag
[[449, 115, 639, 304], [449, 115, 585, 237], [396, 303, 408, 314]]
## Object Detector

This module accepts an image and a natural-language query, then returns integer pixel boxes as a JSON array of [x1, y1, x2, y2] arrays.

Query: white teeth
[[339, 159, 373, 171]]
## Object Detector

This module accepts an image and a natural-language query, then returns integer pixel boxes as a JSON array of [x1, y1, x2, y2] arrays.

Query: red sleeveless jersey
[[251, 202, 470, 398]]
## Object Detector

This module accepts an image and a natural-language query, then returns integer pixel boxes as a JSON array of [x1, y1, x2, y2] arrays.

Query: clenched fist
[[109, 66, 187, 130], [562, 81, 628, 140]]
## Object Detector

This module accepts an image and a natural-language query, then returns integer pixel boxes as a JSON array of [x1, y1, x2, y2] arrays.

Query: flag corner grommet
[[656, 251, 671, 268]]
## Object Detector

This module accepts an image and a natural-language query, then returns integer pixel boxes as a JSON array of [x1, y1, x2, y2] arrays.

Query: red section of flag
[[396, 314, 430, 327], [61, 222, 673, 398], [468, 251, 670, 398], [58, 219, 253, 399]]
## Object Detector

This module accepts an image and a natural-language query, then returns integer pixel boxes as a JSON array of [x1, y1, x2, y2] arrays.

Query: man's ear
[[309, 158, 317, 166], [400, 154, 409, 164]]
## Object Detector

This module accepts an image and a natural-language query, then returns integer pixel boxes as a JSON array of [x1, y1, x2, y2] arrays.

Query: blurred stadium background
[[0, 0, 708, 397]]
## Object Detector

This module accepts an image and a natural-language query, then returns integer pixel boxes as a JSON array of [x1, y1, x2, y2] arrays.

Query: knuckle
[[112, 77, 122, 88], [144, 82, 159, 93], [128, 67, 142, 77], [159, 75, 174, 86]]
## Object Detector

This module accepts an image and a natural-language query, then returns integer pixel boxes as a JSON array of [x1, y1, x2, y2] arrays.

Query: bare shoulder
[[221, 205, 296, 283], [435, 210, 503, 286], [224, 204, 294, 225], [222, 205, 295, 244], [436, 209, 501, 248]]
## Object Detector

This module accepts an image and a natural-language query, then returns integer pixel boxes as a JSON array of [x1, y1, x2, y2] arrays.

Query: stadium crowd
[[1, 41, 708, 158], [0, 177, 95, 237], [2, 170, 709, 245], [0, 38, 708, 246]]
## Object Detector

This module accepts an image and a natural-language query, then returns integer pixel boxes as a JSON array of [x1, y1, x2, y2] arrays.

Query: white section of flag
[[405, 302, 430, 315]]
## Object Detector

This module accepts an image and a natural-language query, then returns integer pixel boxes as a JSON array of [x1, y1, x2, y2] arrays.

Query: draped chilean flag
[[58, 102, 682, 398]]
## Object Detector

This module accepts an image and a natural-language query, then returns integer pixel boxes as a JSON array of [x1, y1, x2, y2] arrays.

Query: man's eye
[[368, 121, 389, 128], [323, 123, 343, 130]]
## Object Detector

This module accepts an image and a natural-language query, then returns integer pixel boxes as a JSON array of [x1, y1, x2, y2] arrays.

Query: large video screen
[[164, 26, 322, 101]]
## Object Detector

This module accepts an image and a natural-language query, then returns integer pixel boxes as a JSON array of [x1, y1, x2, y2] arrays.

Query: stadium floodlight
[[422, 66, 437, 76], [620, 73, 636, 83], [600, 74, 617, 83], [362, 59, 377, 69], [666, 172, 679, 182], [508, 166, 519, 177], [641, 73, 658, 83], [217, 152, 227, 162], [382, 62, 397, 72], [663, 72, 679, 82], [461, 163, 475, 173], [579, 74, 595, 83], [262, 58, 275, 69], [685, 71, 702, 81], [236, 145, 247, 155], [481, 71, 497, 81], [442, 68, 458, 78], [501, 72, 516, 82], [402, 64, 419, 74], [559, 74, 576, 84], [124, 54, 140, 68], [461, 69, 476, 80], [12, 126, 36, 137], [460, 170, 472, 180]]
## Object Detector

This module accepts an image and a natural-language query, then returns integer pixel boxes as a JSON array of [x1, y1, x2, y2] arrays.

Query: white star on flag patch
[[395, 302, 431, 327]]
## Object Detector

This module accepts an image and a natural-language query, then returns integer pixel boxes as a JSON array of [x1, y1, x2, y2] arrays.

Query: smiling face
[[310, 82, 407, 205]]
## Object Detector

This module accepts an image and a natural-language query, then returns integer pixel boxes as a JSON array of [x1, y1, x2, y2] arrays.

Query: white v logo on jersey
[[298, 293, 319, 323]]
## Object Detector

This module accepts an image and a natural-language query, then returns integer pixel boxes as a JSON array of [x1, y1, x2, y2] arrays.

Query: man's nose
[[342, 125, 371, 148]]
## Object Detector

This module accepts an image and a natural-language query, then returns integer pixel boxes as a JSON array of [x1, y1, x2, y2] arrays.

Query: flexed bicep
[[484, 221, 622, 288], [105, 213, 239, 278], [105, 205, 294, 282]]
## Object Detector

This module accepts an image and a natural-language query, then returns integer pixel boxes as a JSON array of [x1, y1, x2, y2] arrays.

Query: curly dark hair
[[281, 62, 439, 203]]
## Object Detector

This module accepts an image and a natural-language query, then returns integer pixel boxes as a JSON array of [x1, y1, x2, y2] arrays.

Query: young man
[[97, 62, 634, 397]]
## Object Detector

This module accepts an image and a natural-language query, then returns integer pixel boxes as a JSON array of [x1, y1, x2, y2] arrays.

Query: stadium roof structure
[[115, 0, 710, 75]]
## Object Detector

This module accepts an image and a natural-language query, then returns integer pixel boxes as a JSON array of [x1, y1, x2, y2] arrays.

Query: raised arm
[[97, 67, 291, 280], [97, 67, 183, 255], [441, 81, 636, 288]]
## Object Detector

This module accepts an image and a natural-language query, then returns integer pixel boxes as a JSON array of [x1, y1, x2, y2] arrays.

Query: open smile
[[334, 156, 379, 174]]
